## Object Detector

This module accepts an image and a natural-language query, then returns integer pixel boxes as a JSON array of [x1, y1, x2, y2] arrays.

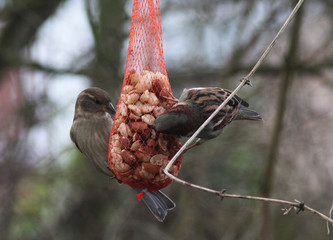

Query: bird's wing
[[70, 126, 83, 153], [187, 88, 245, 129], [222, 88, 249, 107], [154, 104, 200, 137]]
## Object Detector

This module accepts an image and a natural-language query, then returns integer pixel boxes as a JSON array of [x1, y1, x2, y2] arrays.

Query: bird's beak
[[103, 102, 116, 115]]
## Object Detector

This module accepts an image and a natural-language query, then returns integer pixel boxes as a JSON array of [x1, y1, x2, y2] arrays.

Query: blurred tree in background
[[0, 0, 332, 239]]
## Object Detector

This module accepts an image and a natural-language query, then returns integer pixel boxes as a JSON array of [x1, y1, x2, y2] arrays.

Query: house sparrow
[[154, 87, 262, 142], [70, 87, 175, 222]]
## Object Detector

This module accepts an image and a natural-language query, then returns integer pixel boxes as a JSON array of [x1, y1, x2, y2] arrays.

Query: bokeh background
[[1, 0, 333, 239]]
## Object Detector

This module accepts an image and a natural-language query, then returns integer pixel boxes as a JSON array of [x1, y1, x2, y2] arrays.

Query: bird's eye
[[94, 99, 102, 105]]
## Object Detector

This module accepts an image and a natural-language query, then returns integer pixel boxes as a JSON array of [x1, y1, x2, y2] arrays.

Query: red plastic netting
[[108, 0, 183, 191]]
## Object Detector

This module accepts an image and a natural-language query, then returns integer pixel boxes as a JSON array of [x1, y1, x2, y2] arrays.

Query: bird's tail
[[235, 109, 263, 121], [131, 186, 175, 222]]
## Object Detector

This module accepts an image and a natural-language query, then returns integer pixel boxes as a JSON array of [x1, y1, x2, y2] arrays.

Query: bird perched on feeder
[[70, 87, 175, 222], [154, 87, 262, 146]]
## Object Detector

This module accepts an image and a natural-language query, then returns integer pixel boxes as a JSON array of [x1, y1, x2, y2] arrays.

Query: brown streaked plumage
[[154, 87, 262, 141]]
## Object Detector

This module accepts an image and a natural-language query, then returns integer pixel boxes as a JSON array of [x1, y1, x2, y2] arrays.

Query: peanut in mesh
[[109, 70, 181, 189]]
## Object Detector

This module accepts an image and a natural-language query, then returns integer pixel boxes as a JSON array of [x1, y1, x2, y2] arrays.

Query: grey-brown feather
[[70, 87, 175, 222], [70, 112, 113, 176]]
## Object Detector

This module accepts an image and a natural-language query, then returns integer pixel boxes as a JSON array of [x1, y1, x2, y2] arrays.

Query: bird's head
[[74, 87, 116, 119]]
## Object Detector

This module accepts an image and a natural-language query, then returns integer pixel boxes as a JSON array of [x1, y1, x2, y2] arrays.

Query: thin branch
[[161, 170, 333, 226], [244, 0, 305, 80], [164, 0, 305, 185], [85, 0, 99, 43], [3, 54, 87, 76], [161, 0, 333, 231], [328, 204, 333, 234]]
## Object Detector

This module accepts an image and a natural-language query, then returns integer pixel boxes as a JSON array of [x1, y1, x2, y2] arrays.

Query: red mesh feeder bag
[[108, 0, 183, 191]]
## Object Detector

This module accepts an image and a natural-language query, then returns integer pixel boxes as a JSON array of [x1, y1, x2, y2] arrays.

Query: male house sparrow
[[154, 87, 262, 143], [70, 87, 175, 222]]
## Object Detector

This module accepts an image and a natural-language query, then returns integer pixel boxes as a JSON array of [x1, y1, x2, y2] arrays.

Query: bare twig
[[164, 0, 305, 189], [160, 172, 333, 226], [244, 0, 305, 81], [161, 0, 333, 230], [327, 204, 333, 234]]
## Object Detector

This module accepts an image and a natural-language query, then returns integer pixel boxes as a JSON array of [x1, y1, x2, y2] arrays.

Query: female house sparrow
[[70, 87, 175, 222], [154, 87, 262, 142]]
